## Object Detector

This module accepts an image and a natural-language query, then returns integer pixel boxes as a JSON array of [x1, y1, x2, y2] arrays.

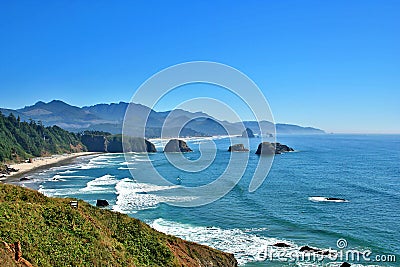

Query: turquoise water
[[17, 135, 400, 266]]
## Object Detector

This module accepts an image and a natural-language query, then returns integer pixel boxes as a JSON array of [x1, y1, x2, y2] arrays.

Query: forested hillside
[[0, 112, 85, 163]]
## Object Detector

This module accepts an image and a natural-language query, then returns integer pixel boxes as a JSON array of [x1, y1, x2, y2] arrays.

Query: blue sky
[[0, 1, 399, 133]]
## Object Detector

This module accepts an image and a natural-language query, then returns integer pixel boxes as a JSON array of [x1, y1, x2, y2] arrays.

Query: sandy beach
[[0, 152, 100, 181]]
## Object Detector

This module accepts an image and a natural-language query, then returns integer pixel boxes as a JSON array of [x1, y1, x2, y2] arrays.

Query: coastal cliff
[[81, 134, 157, 153], [0, 183, 237, 267]]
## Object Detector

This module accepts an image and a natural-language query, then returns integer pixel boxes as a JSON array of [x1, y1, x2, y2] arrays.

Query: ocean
[[15, 134, 400, 266]]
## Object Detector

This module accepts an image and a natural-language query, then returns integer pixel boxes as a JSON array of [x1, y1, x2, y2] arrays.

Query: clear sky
[[0, 1, 399, 133]]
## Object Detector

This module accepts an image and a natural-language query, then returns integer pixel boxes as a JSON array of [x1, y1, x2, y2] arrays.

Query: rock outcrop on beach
[[0, 183, 237, 267], [0, 165, 19, 176], [164, 139, 193, 153], [228, 144, 249, 152], [241, 128, 255, 138], [255, 142, 294, 155]]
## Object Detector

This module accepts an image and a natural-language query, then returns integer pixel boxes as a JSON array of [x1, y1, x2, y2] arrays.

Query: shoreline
[[1, 152, 101, 183]]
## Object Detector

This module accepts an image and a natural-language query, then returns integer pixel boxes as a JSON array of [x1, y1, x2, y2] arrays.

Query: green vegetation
[[79, 130, 112, 137], [0, 112, 85, 163], [0, 183, 237, 267]]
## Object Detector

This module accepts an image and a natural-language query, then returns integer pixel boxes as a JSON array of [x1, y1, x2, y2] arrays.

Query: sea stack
[[242, 128, 255, 138], [255, 142, 294, 155], [123, 137, 157, 153], [228, 144, 249, 152], [255, 142, 276, 155], [164, 139, 193, 153]]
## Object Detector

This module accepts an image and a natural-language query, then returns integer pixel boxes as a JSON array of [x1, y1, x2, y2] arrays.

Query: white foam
[[134, 158, 153, 162], [118, 167, 136, 170], [39, 187, 80, 196], [80, 174, 117, 192], [150, 219, 372, 266], [58, 170, 78, 174], [51, 174, 87, 180], [309, 196, 349, 203], [94, 154, 122, 160], [49, 175, 66, 182], [150, 218, 298, 265], [78, 160, 114, 169], [78, 163, 98, 170], [112, 178, 191, 213], [119, 161, 137, 165]]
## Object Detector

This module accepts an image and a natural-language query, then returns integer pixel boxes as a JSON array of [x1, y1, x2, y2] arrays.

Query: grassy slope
[[0, 183, 237, 267]]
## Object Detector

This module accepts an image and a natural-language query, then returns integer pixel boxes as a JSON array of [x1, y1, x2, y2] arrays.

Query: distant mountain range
[[0, 100, 325, 137]]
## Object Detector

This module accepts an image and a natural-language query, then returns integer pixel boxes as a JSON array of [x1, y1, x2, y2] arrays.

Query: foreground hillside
[[0, 183, 237, 267]]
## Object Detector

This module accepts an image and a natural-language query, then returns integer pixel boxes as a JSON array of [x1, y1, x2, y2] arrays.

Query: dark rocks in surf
[[255, 142, 294, 155], [273, 242, 291, 248], [242, 128, 255, 138], [299, 245, 333, 256], [228, 144, 249, 152], [274, 143, 294, 154], [340, 262, 351, 267], [19, 177, 30, 181], [96, 199, 109, 207], [299, 245, 319, 252], [164, 139, 192, 153]]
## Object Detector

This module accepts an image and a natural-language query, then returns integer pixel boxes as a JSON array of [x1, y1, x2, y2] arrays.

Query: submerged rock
[[241, 128, 255, 138], [164, 139, 192, 153], [228, 144, 249, 152], [255, 142, 294, 155], [96, 199, 109, 207]]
